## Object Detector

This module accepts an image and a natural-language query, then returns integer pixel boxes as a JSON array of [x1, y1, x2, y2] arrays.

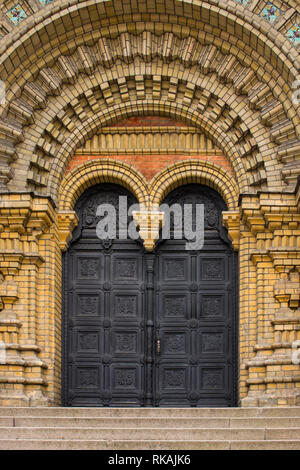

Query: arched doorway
[[62, 183, 238, 407]]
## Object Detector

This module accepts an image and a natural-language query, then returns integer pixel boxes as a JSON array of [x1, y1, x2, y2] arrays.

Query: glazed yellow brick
[[0, 1, 299, 408]]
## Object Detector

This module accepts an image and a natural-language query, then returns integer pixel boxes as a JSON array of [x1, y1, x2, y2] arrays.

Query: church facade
[[0, 0, 299, 408]]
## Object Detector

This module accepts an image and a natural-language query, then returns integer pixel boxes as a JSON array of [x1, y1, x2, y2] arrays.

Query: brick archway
[[59, 159, 149, 212], [150, 160, 239, 212], [0, 0, 299, 408]]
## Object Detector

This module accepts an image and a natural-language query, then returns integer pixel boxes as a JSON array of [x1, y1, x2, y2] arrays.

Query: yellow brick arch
[[1, 1, 299, 197], [49, 98, 249, 201], [58, 159, 149, 211], [58, 157, 239, 212], [1, 0, 298, 84], [149, 160, 239, 212]]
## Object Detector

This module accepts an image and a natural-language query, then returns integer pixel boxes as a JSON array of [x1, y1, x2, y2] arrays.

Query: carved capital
[[0, 166, 14, 189], [242, 212, 266, 234], [0, 252, 24, 277], [57, 211, 79, 251], [269, 248, 300, 273], [133, 210, 164, 252], [26, 212, 54, 241], [274, 270, 300, 310], [0, 279, 19, 322], [0, 207, 31, 235], [222, 211, 240, 251]]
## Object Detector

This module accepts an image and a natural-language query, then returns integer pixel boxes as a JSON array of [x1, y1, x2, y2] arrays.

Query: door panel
[[63, 183, 238, 407], [66, 240, 146, 407]]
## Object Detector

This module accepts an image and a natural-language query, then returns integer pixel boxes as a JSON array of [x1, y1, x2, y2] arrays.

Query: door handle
[[156, 337, 161, 355]]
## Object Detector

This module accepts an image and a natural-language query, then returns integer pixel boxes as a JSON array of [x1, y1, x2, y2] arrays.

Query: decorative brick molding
[[150, 160, 239, 212], [4, 44, 298, 197], [1, 1, 299, 59], [0, 3, 299, 198], [0, 0, 299, 408], [0, 194, 56, 406], [59, 159, 149, 212], [222, 211, 240, 251], [239, 189, 300, 406], [74, 124, 222, 156], [59, 158, 239, 213]]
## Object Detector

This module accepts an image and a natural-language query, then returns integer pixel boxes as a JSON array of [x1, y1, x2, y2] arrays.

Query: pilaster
[[0, 194, 55, 406], [241, 193, 300, 406]]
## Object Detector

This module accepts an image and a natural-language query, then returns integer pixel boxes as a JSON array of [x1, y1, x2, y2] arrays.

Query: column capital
[[133, 210, 164, 252], [222, 210, 240, 251], [56, 211, 79, 252]]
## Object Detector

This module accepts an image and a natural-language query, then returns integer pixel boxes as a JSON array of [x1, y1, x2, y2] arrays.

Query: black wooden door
[[62, 184, 238, 407], [154, 185, 237, 407], [63, 184, 148, 407]]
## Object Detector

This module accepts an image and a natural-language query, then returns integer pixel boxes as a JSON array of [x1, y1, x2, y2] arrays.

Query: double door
[[62, 183, 238, 407]]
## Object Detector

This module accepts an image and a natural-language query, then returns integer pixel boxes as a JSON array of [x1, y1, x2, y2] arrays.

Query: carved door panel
[[63, 183, 238, 407], [65, 242, 146, 407], [154, 241, 236, 407], [154, 246, 192, 406], [63, 184, 147, 407], [154, 185, 237, 407]]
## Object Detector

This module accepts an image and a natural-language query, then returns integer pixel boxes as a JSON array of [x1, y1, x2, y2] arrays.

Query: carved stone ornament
[[132, 210, 165, 251], [222, 211, 240, 251], [57, 211, 79, 251]]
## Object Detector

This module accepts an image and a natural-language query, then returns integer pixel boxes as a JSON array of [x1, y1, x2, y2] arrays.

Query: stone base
[[0, 391, 30, 407], [241, 390, 300, 407], [0, 389, 50, 407]]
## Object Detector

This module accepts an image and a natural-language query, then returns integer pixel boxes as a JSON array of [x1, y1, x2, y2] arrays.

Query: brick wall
[[65, 154, 233, 182], [65, 117, 233, 181]]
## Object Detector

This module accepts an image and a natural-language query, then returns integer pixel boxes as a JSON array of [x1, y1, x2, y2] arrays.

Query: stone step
[[1, 407, 300, 450], [14, 417, 231, 428], [229, 417, 300, 428], [6, 416, 300, 428], [0, 439, 300, 450], [1, 426, 300, 440], [0, 418, 14, 427], [0, 439, 231, 450], [1, 407, 300, 418], [231, 441, 300, 450]]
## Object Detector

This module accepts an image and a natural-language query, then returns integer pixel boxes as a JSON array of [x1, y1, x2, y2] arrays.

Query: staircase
[[0, 407, 300, 450]]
